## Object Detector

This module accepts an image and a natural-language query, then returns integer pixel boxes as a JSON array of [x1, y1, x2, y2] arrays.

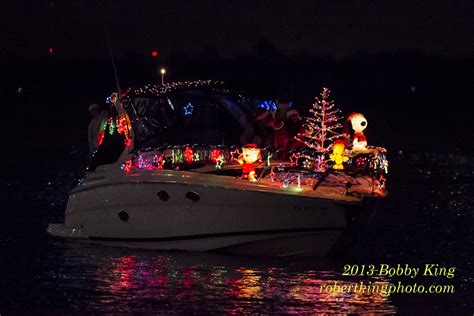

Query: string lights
[[120, 145, 271, 173], [101, 115, 132, 147], [123, 80, 224, 102], [294, 88, 343, 169], [112, 83, 388, 194], [183, 102, 194, 116]]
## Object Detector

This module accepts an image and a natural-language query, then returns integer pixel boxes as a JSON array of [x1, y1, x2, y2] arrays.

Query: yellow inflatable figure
[[330, 140, 349, 170]]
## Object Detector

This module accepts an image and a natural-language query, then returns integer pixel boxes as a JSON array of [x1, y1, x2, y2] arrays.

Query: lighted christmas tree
[[293, 87, 343, 169], [295, 88, 343, 151]]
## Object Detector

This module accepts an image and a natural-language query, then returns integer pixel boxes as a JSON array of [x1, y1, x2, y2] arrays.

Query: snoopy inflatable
[[345, 112, 368, 152]]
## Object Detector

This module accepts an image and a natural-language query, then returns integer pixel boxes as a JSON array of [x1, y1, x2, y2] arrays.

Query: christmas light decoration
[[101, 91, 134, 148], [270, 171, 316, 188], [171, 147, 184, 164], [266, 152, 273, 167], [215, 154, 225, 169], [137, 154, 152, 170], [97, 132, 105, 146], [230, 147, 241, 161], [96, 116, 109, 146], [292, 88, 342, 171], [100, 115, 132, 147], [257, 100, 277, 111], [92, 89, 390, 216], [153, 154, 165, 170], [110, 81, 389, 196], [117, 142, 388, 195], [371, 148, 389, 190], [350, 147, 388, 190], [108, 118, 117, 135], [184, 146, 194, 163], [289, 151, 323, 171], [210, 148, 227, 169], [183, 102, 194, 116], [210, 148, 222, 163], [123, 80, 224, 101], [294, 88, 343, 169], [121, 160, 133, 173], [120, 145, 233, 173], [269, 167, 275, 182], [117, 116, 129, 135], [373, 148, 389, 174]]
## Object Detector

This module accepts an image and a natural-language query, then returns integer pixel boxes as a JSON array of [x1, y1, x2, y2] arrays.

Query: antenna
[[104, 25, 122, 97]]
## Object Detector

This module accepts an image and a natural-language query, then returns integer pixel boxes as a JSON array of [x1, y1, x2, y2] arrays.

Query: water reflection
[[85, 250, 396, 314], [287, 272, 394, 314], [228, 269, 263, 299]]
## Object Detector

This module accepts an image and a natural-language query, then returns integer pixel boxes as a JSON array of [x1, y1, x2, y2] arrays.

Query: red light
[[184, 146, 194, 163], [49, 47, 53, 55], [151, 51, 158, 57], [210, 148, 221, 163], [97, 131, 104, 146]]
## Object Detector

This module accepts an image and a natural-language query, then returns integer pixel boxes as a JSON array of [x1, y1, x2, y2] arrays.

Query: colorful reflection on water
[[86, 252, 396, 314]]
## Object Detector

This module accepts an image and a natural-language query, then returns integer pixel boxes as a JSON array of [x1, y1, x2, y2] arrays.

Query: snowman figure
[[345, 112, 368, 152]]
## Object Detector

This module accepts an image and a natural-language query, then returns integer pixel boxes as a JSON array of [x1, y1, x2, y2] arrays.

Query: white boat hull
[[47, 224, 344, 257], [47, 167, 375, 257]]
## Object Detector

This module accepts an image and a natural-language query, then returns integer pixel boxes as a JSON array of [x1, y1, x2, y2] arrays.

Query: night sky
[[4, 0, 473, 59]]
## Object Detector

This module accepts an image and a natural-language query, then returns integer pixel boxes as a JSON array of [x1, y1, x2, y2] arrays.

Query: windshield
[[128, 90, 249, 149]]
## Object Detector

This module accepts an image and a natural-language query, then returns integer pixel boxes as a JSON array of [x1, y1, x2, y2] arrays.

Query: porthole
[[157, 190, 170, 201], [118, 211, 129, 222], [185, 191, 200, 202]]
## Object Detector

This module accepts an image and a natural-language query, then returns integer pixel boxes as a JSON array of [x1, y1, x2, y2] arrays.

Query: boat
[[47, 80, 388, 257]]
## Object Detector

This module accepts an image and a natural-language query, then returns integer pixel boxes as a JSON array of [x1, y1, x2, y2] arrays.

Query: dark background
[[1, 0, 473, 155]]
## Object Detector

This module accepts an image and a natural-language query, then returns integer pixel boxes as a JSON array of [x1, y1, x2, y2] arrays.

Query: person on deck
[[88, 104, 108, 154], [253, 106, 288, 159], [251, 108, 274, 148], [285, 109, 305, 150]]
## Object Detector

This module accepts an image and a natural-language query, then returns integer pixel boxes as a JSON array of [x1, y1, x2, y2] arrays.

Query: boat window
[[171, 92, 221, 143], [132, 92, 245, 149], [217, 99, 247, 145]]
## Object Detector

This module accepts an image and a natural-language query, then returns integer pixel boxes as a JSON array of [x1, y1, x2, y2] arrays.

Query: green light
[[267, 152, 273, 167], [108, 121, 117, 135]]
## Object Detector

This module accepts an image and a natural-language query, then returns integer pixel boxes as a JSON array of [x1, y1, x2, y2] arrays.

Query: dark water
[[1, 147, 472, 314]]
